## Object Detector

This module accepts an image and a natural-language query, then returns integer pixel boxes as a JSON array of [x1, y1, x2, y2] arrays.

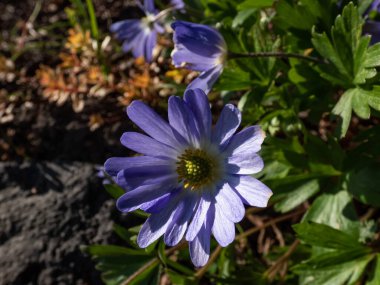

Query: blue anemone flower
[[171, 21, 227, 94], [363, 0, 380, 44], [110, 0, 164, 62], [104, 88, 272, 267]]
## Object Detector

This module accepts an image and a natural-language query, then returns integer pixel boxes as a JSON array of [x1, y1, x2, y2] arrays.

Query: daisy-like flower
[[110, 0, 164, 62], [104, 88, 272, 267], [171, 21, 227, 94], [363, 0, 380, 44]]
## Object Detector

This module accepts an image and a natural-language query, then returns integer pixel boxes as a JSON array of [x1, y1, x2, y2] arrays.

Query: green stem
[[85, 0, 99, 41]]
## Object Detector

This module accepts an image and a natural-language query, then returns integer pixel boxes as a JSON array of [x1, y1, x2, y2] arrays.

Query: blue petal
[[214, 183, 245, 223], [140, 192, 171, 212], [110, 19, 141, 38], [154, 22, 164, 34], [137, 194, 180, 248], [185, 65, 223, 94], [172, 44, 221, 71], [171, 0, 185, 9], [212, 104, 241, 146], [116, 175, 178, 212], [226, 153, 264, 175], [184, 89, 212, 140], [172, 21, 226, 58], [144, 30, 157, 62], [104, 156, 168, 177], [127, 100, 185, 149], [144, 0, 156, 14], [186, 190, 212, 241], [164, 193, 197, 246], [223, 126, 265, 155], [131, 30, 149, 59], [228, 175, 272, 207], [168, 96, 200, 147], [141, 188, 180, 213], [189, 204, 214, 267], [121, 132, 179, 158], [117, 169, 175, 191], [211, 202, 235, 247]]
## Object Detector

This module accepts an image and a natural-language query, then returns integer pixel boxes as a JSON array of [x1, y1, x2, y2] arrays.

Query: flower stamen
[[176, 149, 218, 190]]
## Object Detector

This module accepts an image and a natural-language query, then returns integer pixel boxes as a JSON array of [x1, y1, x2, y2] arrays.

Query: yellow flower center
[[176, 149, 219, 190]]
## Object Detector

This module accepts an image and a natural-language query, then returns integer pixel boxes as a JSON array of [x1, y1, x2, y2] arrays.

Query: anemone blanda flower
[[104, 88, 272, 267], [363, 0, 380, 44], [110, 0, 164, 62], [171, 21, 227, 94]]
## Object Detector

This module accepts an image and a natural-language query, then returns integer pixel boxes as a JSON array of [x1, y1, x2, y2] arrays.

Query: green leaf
[[347, 163, 380, 207], [332, 89, 354, 138], [237, 0, 273, 10], [275, 0, 318, 31], [332, 87, 380, 137], [303, 189, 360, 238], [232, 9, 256, 28], [103, 183, 124, 199], [312, 3, 380, 88], [214, 65, 252, 91], [367, 254, 380, 285], [364, 43, 380, 67], [275, 179, 320, 213], [85, 0, 99, 40], [84, 244, 160, 285], [293, 222, 363, 249], [296, 254, 373, 285], [166, 269, 195, 285], [295, 247, 371, 269]]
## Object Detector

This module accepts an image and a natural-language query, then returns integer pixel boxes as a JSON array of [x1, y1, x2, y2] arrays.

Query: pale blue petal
[[189, 203, 214, 267], [185, 191, 212, 241], [223, 126, 265, 155], [127, 100, 185, 149], [168, 96, 200, 146], [228, 175, 273, 207], [104, 156, 169, 177], [121, 132, 179, 158], [164, 193, 197, 246], [212, 203, 235, 247], [184, 89, 212, 140], [214, 183, 245, 223], [227, 153, 264, 175], [116, 175, 177, 212], [137, 196, 179, 248], [186, 65, 223, 94], [212, 104, 241, 146]]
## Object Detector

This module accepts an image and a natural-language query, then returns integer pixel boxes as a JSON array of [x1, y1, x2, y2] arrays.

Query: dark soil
[[0, 161, 116, 285]]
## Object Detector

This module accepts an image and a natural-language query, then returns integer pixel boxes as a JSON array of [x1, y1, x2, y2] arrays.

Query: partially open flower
[[171, 21, 227, 94], [110, 0, 164, 62], [104, 88, 272, 267]]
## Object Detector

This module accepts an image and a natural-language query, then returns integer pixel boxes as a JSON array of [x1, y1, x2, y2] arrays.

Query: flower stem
[[120, 241, 187, 285], [228, 51, 326, 64]]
